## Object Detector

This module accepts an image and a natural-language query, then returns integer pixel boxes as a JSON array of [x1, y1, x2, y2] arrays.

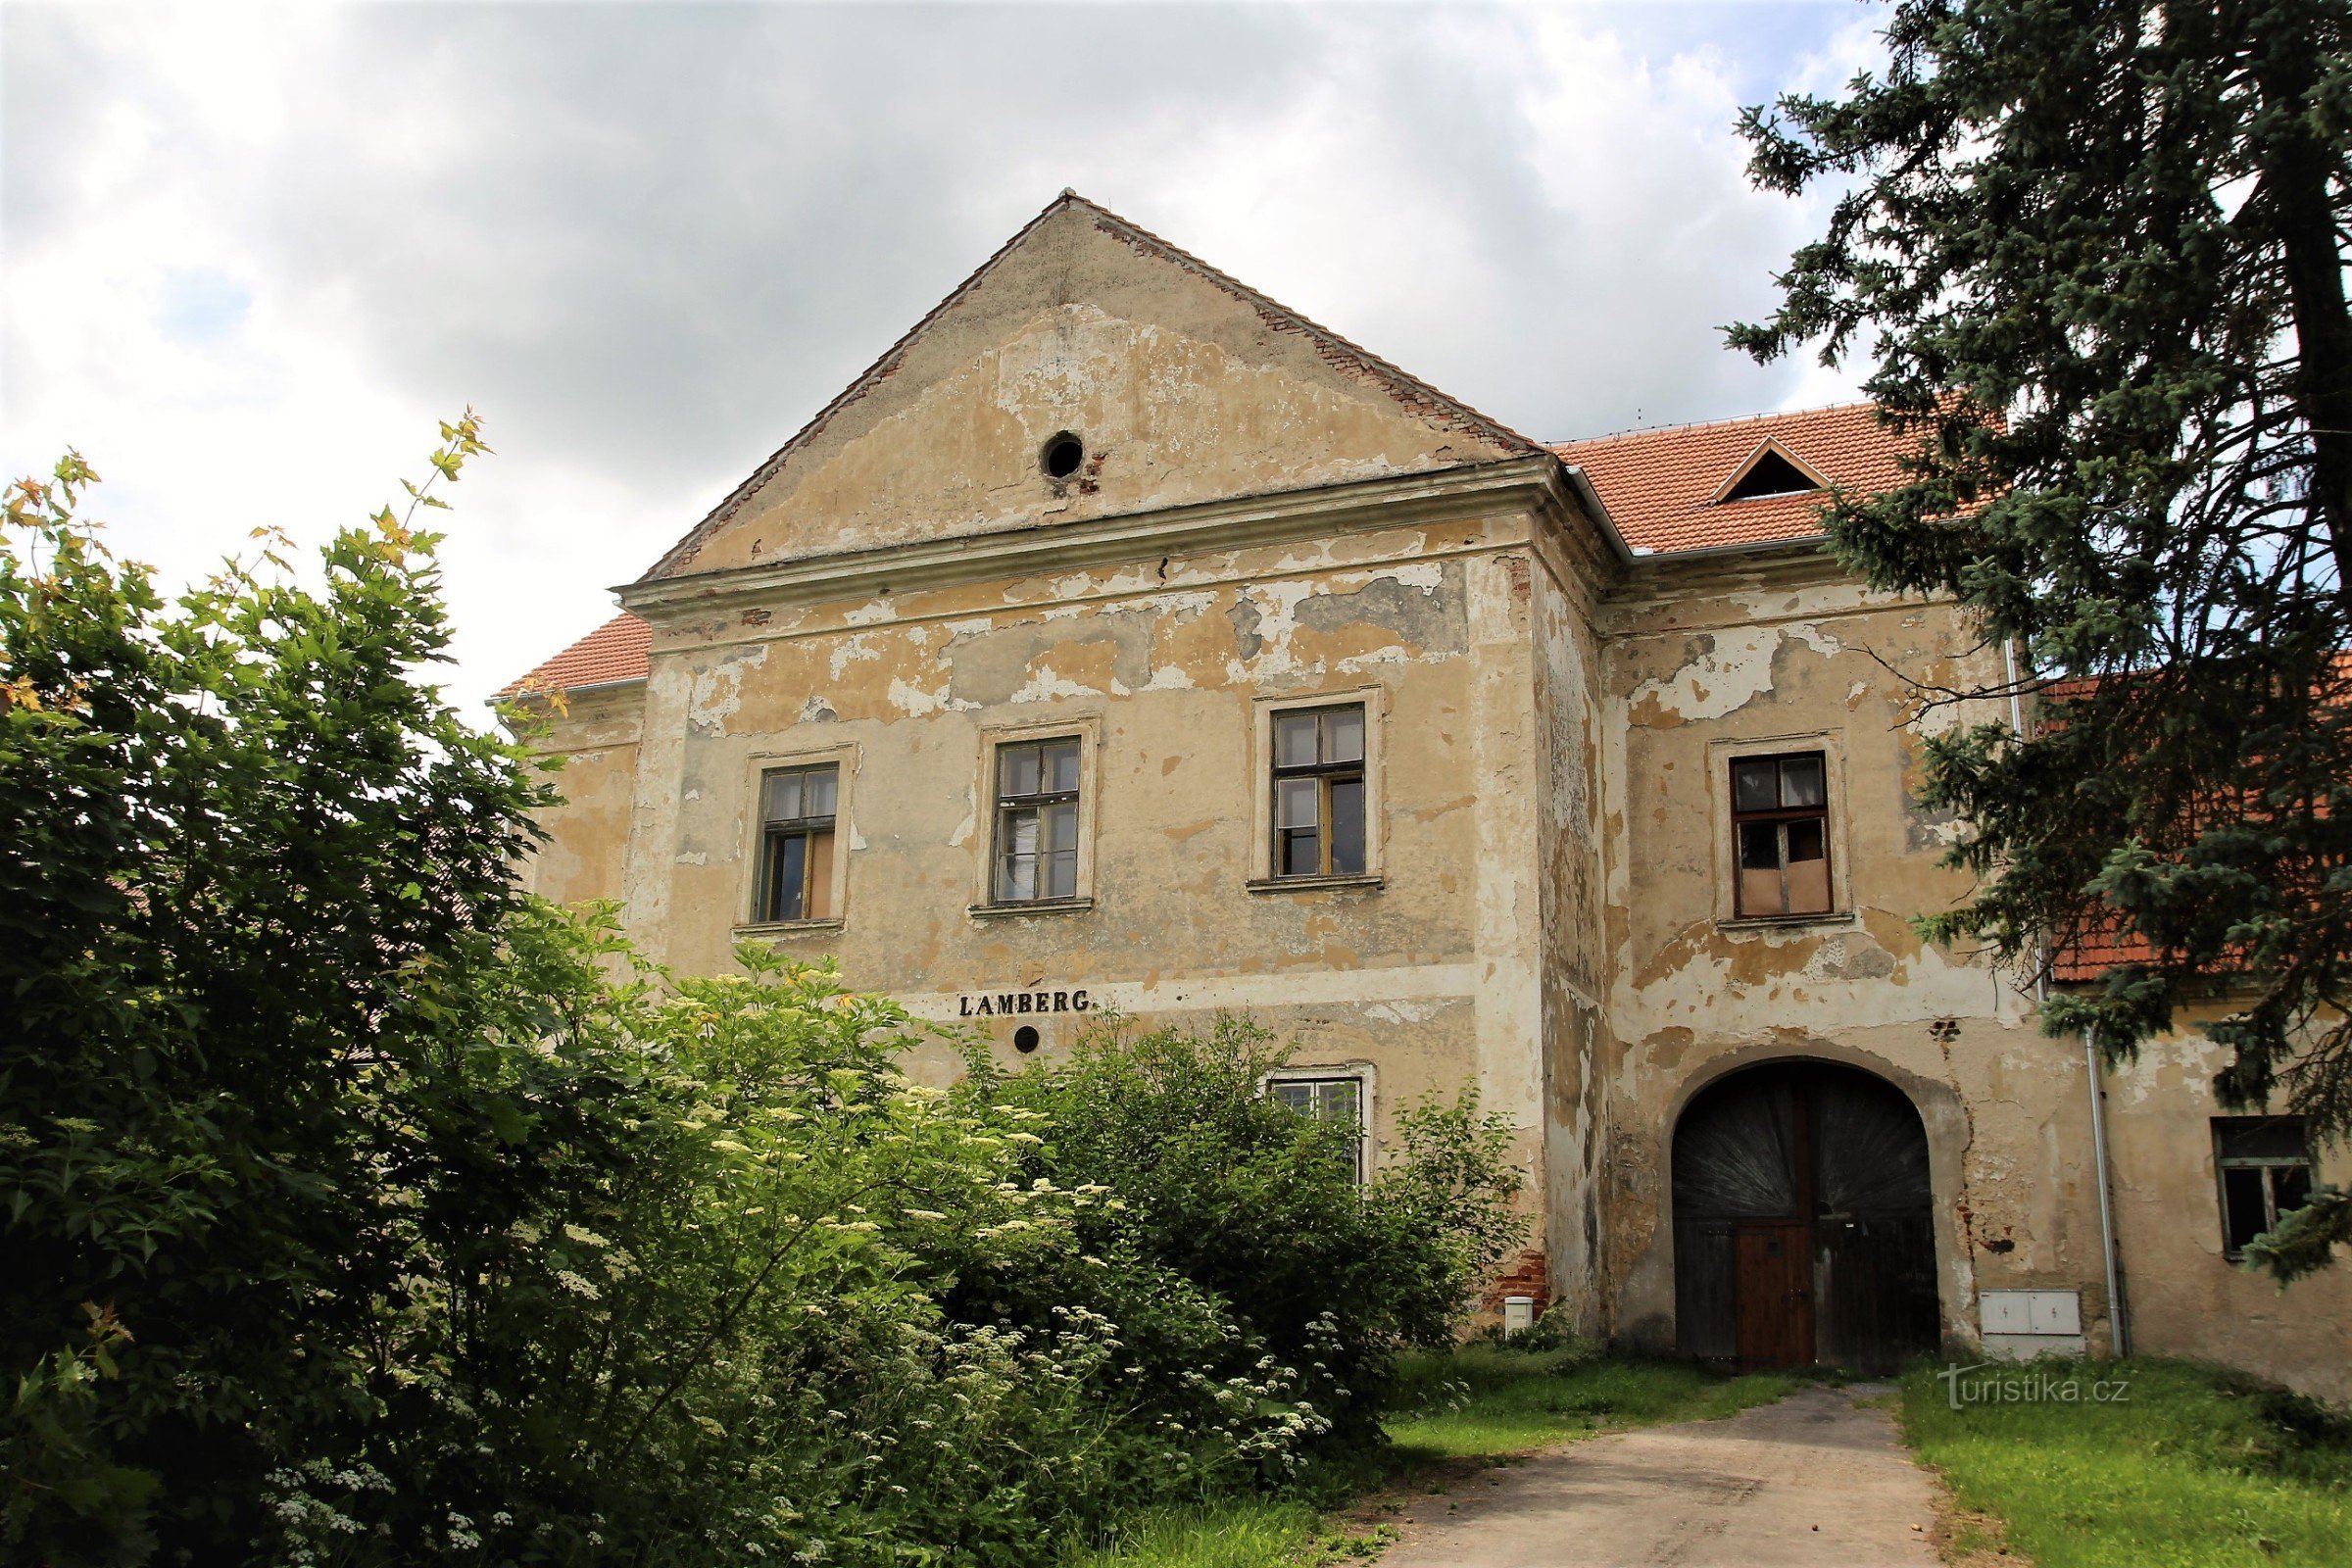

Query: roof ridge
[[1548, 399, 1883, 450], [639, 189, 1542, 582]]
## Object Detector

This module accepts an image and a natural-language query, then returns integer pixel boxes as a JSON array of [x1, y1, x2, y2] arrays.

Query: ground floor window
[[1267, 1073, 1367, 1183], [2214, 1116, 2314, 1258]]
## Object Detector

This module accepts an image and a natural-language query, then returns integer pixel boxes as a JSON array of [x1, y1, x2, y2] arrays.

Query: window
[[993, 736, 1081, 904], [1720, 448, 1822, 502], [1731, 752, 1833, 917], [1269, 1075, 1366, 1182], [1271, 704, 1367, 879], [756, 763, 838, 922], [2215, 1117, 2314, 1257]]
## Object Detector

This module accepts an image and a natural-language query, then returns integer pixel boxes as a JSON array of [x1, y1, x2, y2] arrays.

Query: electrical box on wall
[[1978, 1289, 2087, 1359]]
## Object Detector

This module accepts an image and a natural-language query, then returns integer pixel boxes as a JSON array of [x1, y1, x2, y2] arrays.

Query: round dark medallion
[[1013, 1025, 1042, 1054]]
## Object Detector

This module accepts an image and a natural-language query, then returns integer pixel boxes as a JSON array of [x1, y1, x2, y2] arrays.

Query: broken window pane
[[2222, 1165, 2271, 1253], [1734, 760, 1780, 813], [1730, 752, 1832, 918], [2214, 1116, 2315, 1256], [1780, 756, 1826, 808]]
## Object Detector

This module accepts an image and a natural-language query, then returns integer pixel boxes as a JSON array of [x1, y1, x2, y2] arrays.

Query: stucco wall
[[1592, 553, 2099, 1355], [544, 508, 1566, 1221], [522, 685, 643, 907], [2099, 1021, 2352, 1402]]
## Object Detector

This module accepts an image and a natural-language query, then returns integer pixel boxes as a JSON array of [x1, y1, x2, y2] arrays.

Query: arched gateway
[[1672, 1061, 1940, 1373]]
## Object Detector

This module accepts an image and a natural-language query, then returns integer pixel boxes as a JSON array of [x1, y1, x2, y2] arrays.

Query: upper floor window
[[1268, 1073, 1368, 1183], [756, 762, 838, 922], [994, 736, 1081, 904], [1732, 752, 1832, 917], [1272, 704, 1367, 878], [2214, 1116, 2314, 1258]]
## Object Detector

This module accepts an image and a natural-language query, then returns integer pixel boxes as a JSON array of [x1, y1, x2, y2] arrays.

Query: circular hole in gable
[[1042, 433, 1085, 479]]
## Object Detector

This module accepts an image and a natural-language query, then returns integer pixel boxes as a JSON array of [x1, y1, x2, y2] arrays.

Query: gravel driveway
[[1376, 1384, 1944, 1567]]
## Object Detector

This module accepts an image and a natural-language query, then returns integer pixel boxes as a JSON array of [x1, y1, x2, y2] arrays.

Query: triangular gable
[[1709, 437, 1831, 505], [640, 191, 1540, 581]]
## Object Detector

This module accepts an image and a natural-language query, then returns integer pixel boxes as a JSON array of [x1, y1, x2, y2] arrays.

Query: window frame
[[970, 714, 1101, 916], [1710, 735, 1851, 927], [1260, 1064, 1376, 1184], [2213, 1116, 2316, 1260], [1249, 687, 1386, 892], [738, 743, 858, 933]]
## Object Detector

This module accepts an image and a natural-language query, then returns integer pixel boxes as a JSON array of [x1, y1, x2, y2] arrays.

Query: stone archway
[[1672, 1059, 1939, 1373]]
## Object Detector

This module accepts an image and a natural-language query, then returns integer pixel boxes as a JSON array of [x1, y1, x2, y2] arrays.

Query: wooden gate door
[[1735, 1222, 1814, 1369]]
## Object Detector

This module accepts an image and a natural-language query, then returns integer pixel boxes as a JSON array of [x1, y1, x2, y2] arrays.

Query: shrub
[[2, 434, 1527, 1566], [975, 1017, 1528, 1445]]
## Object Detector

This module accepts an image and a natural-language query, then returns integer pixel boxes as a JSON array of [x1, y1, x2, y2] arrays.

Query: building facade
[[507, 194, 2351, 1400]]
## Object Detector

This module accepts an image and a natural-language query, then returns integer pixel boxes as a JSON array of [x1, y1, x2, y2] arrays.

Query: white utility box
[[1978, 1289, 2086, 1359]]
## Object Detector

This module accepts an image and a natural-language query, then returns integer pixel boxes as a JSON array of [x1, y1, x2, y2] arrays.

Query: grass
[[1384, 1342, 1796, 1459], [1070, 1342, 1795, 1567], [1897, 1356, 2352, 1568]]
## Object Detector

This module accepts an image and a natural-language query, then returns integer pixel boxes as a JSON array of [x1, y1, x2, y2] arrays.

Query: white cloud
[[3, 1, 1877, 710]]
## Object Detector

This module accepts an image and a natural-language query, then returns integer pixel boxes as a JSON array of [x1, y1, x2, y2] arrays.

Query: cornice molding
[[617, 455, 1581, 622]]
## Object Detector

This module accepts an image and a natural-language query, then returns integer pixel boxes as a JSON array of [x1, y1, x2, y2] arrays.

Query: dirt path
[[1377, 1385, 1944, 1568]]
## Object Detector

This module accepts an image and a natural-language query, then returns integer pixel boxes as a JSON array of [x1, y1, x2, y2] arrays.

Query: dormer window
[[1715, 440, 1827, 504]]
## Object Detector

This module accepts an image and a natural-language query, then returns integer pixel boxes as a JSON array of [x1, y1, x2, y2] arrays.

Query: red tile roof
[[2048, 922, 2156, 984], [496, 612, 651, 700], [1552, 402, 1918, 556]]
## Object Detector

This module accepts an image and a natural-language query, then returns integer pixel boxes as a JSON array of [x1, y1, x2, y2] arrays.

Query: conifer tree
[[1735, 0, 2352, 1277]]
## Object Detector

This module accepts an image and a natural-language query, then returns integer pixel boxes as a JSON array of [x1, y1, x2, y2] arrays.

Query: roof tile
[[496, 612, 651, 700], [1552, 402, 1918, 556]]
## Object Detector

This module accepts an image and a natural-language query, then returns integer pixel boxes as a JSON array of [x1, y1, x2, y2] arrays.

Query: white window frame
[[1260, 1063, 1377, 1184], [970, 712, 1102, 917], [738, 741, 858, 933], [1707, 732, 1854, 928], [1248, 686, 1387, 892]]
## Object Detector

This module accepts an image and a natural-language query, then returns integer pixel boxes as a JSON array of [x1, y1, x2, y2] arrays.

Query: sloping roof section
[[495, 612, 651, 701], [639, 190, 1542, 582], [1553, 402, 1920, 555]]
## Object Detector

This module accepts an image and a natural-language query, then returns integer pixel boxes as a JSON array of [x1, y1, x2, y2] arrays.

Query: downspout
[[2006, 639, 2131, 1356], [2083, 1024, 2131, 1355]]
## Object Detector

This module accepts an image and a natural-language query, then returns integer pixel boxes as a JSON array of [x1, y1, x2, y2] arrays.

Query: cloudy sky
[[4, 1, 1881, 709]]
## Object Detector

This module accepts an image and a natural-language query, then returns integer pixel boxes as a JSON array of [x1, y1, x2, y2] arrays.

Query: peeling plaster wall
[[675, 207, 1522, 576], [521, 686, 643, 907], [2098, 1015, 2352, 1402], [519, 507, 2350, 1399], [1593, 556, 2100, 1357], [1530, 549, 1612, 1330], [611, 512, 1554, 1209]]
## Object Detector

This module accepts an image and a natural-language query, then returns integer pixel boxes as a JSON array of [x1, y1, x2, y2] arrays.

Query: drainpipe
[[2006, 639, 2131, 1356], [2083, 1025, 2131, 1355]]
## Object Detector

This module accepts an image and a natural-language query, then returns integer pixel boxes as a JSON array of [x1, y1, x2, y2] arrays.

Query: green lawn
[[1068, 1344, 1793, 1568], [1897, 1357, 2352, 1568], [1384, 1343, 1795, 1459]]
